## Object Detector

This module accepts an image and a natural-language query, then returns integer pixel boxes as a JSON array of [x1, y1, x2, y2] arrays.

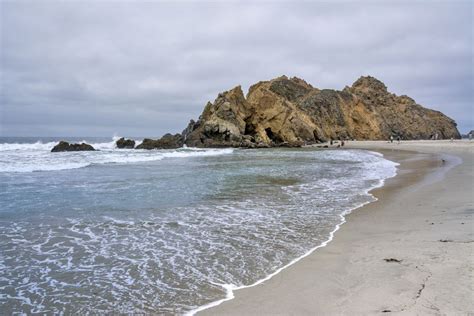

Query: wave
[[0, 139, 234, 173], [0, 137, 235, 154], [0, 141, 61, 151], [0, 162, 93, 173], [0, 138, 125, 151]]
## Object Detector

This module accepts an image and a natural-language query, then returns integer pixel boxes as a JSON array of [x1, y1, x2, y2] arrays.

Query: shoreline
[[199, 140, 473, 315], [189, 149, 397, 315], [189, 147, 399, 315]]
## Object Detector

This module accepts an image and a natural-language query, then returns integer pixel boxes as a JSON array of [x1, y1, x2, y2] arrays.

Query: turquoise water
[[0, 137, 397, 314]]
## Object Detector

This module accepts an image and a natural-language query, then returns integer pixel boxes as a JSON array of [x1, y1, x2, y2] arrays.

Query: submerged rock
[[51, 141, 95, 152], [136, 133, 184, 150], [116, 137, 135, 149], [181, 75, 460, 147]]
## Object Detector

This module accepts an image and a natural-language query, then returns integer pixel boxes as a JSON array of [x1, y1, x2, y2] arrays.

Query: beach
[[0, 139, 400, 313], [200, 140, 474, 315]]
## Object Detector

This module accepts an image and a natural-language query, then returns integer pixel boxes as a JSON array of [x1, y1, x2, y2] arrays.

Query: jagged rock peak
[[266, 76, 314, 102], [289, 76, 314, 89], [218, 85, 246, 102], [351, 75, 388, 93]]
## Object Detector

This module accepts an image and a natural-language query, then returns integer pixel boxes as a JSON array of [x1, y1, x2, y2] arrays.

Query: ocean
[[0, 137, 398, 314]]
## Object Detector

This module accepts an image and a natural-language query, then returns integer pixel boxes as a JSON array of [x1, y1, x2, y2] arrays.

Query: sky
[[1, 0, 472, 137]]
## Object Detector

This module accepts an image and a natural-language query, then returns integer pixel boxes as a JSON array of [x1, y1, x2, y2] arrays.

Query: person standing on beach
[[390, 135, 394, 143], [397, 135, 401, 144]]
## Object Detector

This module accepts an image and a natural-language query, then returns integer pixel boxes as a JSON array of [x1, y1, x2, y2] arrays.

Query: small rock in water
[[51, 141, 95, 152], [116, 137, 136, 149], [384, 258, 402, 263], [136, 134, 184, 149]]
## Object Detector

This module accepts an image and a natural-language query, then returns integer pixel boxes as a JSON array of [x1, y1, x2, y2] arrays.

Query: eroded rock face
[[344, 76, 460, 140], [183, 86, 254, 147], [51, 141, 95, 152], [116, 138, 136, 149], [136, 134, 184, 150], [182, 75, 460, 147]]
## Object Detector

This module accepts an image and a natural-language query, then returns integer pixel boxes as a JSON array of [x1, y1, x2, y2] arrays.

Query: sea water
[[0, 137, 398, 314]]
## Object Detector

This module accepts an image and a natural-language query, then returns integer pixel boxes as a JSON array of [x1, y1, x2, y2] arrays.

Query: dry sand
[[200, 140, 474, 315]]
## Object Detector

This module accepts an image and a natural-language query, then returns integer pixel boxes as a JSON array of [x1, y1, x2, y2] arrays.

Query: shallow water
[[0, 137, 397, 314]]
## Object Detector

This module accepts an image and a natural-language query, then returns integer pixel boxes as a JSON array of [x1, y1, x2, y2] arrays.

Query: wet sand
[[200, 140, 474, 315]]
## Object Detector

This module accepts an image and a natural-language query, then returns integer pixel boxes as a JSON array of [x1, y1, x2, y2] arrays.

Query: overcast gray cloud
[[1, 0, 472, 137]]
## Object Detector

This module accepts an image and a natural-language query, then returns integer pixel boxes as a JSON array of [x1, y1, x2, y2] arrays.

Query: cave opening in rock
[[265, 128, 283, 144], [313, 129, 325, 143], [244, 121, 256, 136]]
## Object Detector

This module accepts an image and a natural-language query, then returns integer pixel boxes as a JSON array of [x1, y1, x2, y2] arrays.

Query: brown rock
[[115, 137, 135, 149], [136, 134, 184, 150], [51, 141, 95, 152], [183, 86, 251, 148], [182, 75, 460, 147]]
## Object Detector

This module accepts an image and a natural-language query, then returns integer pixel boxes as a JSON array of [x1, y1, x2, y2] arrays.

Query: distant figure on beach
[[390, 135, 393, 143], [330, 139, 333, 146], [397, 136, 401, 144], [341, 140, 345, 147]]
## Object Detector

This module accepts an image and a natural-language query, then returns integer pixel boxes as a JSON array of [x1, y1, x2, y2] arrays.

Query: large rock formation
[[51, 141, 95, 152], [182, 76, 460, 147]]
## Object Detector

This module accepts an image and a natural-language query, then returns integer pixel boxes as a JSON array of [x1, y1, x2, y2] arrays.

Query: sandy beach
[[200, 140, 474, 315]]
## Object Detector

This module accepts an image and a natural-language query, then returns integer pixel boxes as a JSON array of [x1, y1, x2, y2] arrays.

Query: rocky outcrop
[[51, 141, 95, 152], [182, 86, 268, 148], [182, 76, 460, 147], [116, 138, 135, 149], [136, 134, 184, 150], [461, 130, 473, 138]]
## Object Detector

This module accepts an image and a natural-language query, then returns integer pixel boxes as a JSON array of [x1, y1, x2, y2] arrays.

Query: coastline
[[198, 140, 474, 315]]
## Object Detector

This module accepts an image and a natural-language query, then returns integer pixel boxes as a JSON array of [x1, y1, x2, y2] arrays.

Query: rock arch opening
[[265, 128, 284, 144]]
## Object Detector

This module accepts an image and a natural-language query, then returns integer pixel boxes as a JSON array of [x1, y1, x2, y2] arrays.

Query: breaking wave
[[0, 138, 234, 173]]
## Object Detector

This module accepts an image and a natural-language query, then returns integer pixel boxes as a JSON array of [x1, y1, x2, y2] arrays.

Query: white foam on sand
[[187, 151, 398, 316], [0, 147, 398, 313]]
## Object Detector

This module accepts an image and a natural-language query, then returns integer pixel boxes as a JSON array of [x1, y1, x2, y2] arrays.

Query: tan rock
[[182, 75, 460, 147]]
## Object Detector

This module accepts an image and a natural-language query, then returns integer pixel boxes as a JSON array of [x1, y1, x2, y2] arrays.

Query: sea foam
[[0, 138, 234, 173], [0, 148, 397, 314]]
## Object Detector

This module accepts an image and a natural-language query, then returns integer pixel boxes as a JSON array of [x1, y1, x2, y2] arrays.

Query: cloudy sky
[[1, 0, 472, 137]]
